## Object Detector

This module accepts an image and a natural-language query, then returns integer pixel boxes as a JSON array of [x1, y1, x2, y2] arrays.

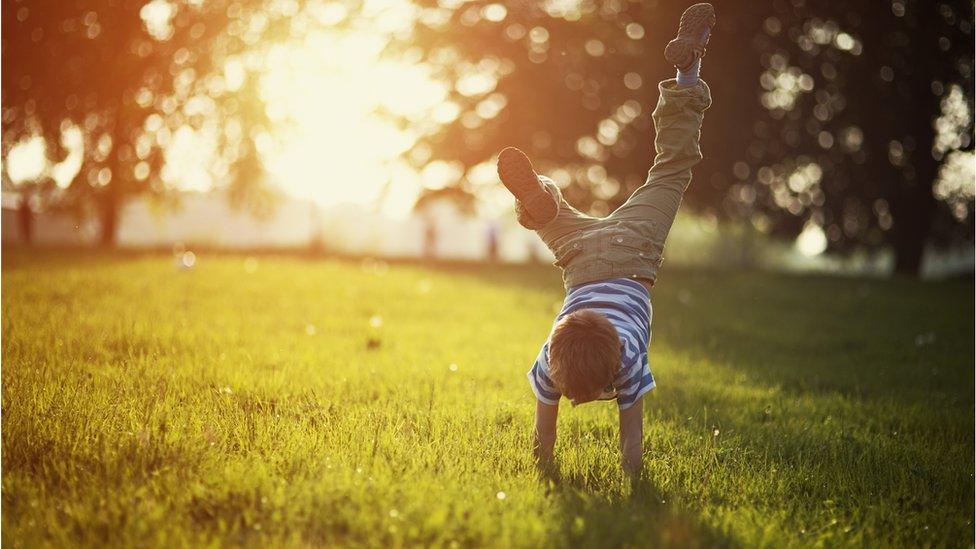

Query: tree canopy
[[2, 0, 306, 243], [3, 0, 972, 275], [394, 0, 974, 274]]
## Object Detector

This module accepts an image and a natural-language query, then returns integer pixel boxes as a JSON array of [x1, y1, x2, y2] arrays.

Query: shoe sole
[[664, 3, 716, 70], [497, 147, 557, 224]]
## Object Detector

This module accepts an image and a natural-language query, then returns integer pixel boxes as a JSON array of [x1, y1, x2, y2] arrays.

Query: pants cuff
[[658, 79, 712, 111]]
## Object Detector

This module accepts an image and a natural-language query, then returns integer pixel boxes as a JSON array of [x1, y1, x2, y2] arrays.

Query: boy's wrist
[[621, 450, 643, 476]]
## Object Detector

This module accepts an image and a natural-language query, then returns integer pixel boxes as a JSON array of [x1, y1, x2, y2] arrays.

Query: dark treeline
[[398, 0, 974, 274]]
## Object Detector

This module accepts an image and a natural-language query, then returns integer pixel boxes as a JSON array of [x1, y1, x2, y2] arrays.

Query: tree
[[1, 0, 294, 246], [0, 136, 59, 244], [396, 0, 973, 275], [394, 0, 764, 216], [752, 0, 974, 274]]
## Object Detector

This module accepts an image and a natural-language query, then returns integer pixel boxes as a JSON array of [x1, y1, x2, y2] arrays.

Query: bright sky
[[258, 25, 448, 217], [3, 0, 463, 219]]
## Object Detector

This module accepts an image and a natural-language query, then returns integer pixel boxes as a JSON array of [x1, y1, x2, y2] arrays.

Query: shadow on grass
[[535, 463, 732, 548], [436, 261, 975, 543]]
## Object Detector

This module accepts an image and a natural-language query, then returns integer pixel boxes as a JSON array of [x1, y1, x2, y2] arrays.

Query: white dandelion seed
[[179, 251, 196, 270]]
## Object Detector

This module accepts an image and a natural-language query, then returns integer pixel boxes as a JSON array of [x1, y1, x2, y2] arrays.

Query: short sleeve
[[527, 344, 561, 405], [615, 350, 655, 410]]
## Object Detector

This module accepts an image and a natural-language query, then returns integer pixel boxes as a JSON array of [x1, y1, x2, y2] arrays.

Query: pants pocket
[[605, 231, 663, 271], [552, 239, 584, 268]]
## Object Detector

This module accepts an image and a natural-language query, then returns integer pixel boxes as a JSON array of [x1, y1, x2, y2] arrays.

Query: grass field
[[2, 249, 973, 547]]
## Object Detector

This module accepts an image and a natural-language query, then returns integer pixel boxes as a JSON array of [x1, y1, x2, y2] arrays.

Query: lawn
[[2, 249, 973, 548]]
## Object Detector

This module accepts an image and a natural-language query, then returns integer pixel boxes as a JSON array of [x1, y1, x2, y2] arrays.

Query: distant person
[[486, 220, 499, 262], [423, 216, 437, 260], [497, 3, 714, 476]]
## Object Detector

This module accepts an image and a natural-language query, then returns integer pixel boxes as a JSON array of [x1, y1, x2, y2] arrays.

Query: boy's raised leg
[[608, 3, 714, 250]]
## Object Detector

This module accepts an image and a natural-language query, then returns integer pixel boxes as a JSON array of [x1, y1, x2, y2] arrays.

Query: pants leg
[[516, 176, 598, 249], [607, 79, 711, 242]]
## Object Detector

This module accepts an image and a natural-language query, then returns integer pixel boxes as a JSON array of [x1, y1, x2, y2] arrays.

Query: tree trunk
[[890, 199, 934, 275], [100, 121, 127, 248], [99, 187, 119, 247], [888, 1, 943, 276], [888, 117, 938, 276], [18, 192, 33, 245]]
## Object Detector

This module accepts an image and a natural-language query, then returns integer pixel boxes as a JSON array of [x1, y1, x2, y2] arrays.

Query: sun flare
[[257, 23, 448, 216]]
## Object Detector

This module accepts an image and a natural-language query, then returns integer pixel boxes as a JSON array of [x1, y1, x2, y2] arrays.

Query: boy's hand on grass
[[619, 397, 644, 477]]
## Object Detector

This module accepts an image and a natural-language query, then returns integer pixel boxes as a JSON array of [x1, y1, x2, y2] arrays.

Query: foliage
[[1, 0, 300, 243], [395, 0, 974, 273], [1, 0, 972, 259], [2, 250, 972, 546], [756, 0, 975, 273]]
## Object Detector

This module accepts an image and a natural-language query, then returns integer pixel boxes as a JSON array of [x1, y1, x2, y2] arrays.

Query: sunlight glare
[[795, 221, 828, 256], [5, 136, 47, 184], [259, 24, 449, 216]]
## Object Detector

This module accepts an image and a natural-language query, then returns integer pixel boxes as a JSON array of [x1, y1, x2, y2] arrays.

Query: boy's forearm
[[533, 400, 558, 463], [619, 397, 644, 476]]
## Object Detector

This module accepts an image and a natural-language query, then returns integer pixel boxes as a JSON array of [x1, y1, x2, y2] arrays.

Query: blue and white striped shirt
[[528, 278, 655, 410]]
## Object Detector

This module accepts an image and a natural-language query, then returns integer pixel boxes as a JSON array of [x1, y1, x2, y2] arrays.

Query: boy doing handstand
[[497, 3, 715, 476]]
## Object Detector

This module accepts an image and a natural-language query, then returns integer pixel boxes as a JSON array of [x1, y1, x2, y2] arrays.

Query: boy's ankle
[[676, 58, 701, 87]]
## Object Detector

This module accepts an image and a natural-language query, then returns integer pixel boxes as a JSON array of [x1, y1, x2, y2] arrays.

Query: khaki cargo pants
[[517, 79, 712, 288]]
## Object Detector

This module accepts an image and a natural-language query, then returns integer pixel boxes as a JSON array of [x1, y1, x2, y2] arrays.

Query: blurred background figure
[[486, 220, 499, 262], [2, 0, 972, 278], [423, 214, 438, 260]]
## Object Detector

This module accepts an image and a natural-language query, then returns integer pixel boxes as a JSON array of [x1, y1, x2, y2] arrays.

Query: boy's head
[[548, 309, 621, 404]]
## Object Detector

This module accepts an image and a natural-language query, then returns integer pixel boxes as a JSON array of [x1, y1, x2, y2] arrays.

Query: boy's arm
[[619, 396, 644, 476], [533, 399, 558, 464]]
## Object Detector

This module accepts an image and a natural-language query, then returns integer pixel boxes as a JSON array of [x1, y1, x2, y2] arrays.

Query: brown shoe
[[664, 3, 716, 71], [497, 147, 557, 226]]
